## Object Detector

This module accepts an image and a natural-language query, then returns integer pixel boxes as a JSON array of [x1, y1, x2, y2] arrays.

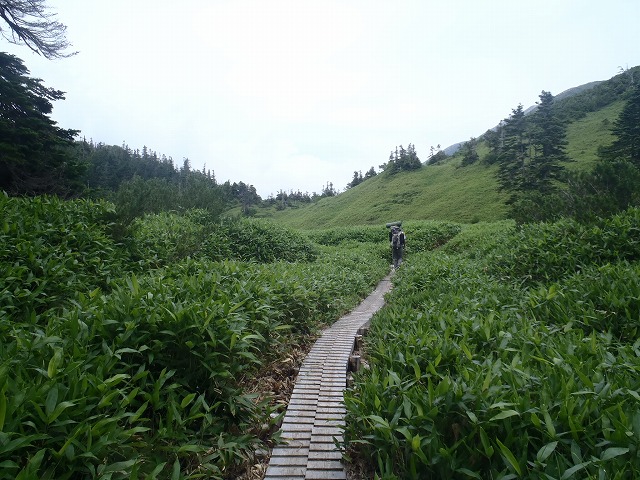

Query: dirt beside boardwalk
[[234, 336, 317, 480]]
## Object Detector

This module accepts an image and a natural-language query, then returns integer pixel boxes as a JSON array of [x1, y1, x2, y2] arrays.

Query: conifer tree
[[602, 82, 640, 167], [497, 104, 527, 196], [0, 52, 80, 195], [527, 91, 568, 192]]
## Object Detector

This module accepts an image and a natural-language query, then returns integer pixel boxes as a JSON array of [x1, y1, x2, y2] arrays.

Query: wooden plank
[[263, 275, 392, 479], [263, 466, 306, 477]]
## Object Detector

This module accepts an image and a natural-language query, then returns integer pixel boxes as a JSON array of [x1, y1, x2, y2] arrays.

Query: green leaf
[[560, 461, 590, 480], [49, 401, 76, 423], [479, 427, 494, 458], [15, 448, 46, 480], [103, 373, 130, 388], [490, 409, 520, 421], [0, 387, 6, 432], [180, 393, 197, 409], [482, 370, 492, 391], [496, 439, 521, 475], [412, 361, 421, 380], [411, 434, 421, 452], [171, 457, 180, 480], [45, 384, 59, 416], [47, 348, 63, 379], [466, 410, 478, 424], [395, 426, 411, 441], [461, 343, 473, 361], [178, 443, 205, 453], [403, 395, 412, 418], [536, 441, 558, 463], [600, 447, 629, 461], [543, 408, 556, 437], [102, 459, 137, 473], [456, 468, 482, 479], [145, 463, 167, 479]]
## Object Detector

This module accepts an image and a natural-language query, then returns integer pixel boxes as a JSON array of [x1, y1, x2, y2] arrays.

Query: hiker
[[389, 225, 406, 269]]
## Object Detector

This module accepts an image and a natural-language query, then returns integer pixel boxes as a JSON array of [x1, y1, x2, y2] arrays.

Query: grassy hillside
[[564, 99, 623, 170], [267, 97, 617, 229], [257, 70, 634, 229], [270, 160, 508, 228]]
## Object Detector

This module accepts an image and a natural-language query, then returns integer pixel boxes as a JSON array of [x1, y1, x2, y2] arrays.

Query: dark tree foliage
[[526, 90, 568, 192], [222, 180, 260, 214], [497, 104, 527, 196], [0, 0, 75, 58], [83, 141, 178, 192], [364, 166, 377, 179], [321, 181, 337, 197], [460, 138, 479, 166], [427, 150, 448, 165], [497, 93, 569, 207], [114, 172, 227, 224], [347, 166, 377, 189], [385, 144, 421, 172], [600, 81, 640, 167], [347, 170, 363, 189], [513, 81, 640, 223], [561, 81, 640, 220], [0, 52, 81, 195], [482, 127, 502, 165]]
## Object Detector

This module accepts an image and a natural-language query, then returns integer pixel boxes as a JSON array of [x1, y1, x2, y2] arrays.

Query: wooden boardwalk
[[264, 275, 392, 480]]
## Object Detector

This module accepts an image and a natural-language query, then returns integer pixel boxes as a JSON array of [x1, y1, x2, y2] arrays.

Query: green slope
[[270, 159, 509, 228], [565, 99, 624, 170], [260, 70, 635, 229]]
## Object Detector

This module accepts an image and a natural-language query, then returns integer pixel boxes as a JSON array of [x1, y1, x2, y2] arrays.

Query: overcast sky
[[4, 0, 640, 197]]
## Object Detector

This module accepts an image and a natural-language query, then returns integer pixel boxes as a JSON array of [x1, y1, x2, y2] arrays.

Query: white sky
[[4, 0, 640, 198]]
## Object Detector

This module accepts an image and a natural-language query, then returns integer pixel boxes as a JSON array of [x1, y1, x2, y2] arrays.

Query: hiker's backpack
[[392, 230, 402, 248]]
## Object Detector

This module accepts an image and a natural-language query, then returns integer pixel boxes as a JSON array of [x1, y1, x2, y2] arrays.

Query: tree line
[[454, 67, 640, 223]]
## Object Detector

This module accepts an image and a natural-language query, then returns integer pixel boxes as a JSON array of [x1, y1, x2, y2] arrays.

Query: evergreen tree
[[364, 166, 377, 179], [601, 82, 640, 167], [527, 91, 568, 192], [347, 170, 363, 188], [460, 138, 479, 166], [0, 52, 81, 195], [426, 144, 446, 165], [497, 104, 527, 197], [386, 144, 422, 172]]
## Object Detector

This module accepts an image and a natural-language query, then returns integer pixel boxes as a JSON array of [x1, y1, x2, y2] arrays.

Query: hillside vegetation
[[263, 71, 631, 229], [343, 209, 640, 479], [0, 194, 394, 478], [269, 161, 509, 228]]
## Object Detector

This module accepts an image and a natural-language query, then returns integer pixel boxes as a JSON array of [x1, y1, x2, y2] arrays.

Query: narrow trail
[[264, 274, 393, 480]]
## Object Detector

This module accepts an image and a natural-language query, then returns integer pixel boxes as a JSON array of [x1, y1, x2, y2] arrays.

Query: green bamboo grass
[[344, 211, 640, 479]]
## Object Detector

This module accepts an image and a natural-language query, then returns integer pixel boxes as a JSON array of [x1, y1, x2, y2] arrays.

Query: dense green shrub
[[0, 194, 389, 478], [344, 211, 640, 479], [489, 207, 640, 283], [209, 218, 318, 263], [402, 221, 462, 254], [307, 221, 462, 253], [0, 194, 125, 321], [306, 225, 388, 246], [441, 220, 516, 259], [129, 209, 211, 265], [129, 214, 319, 266]]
